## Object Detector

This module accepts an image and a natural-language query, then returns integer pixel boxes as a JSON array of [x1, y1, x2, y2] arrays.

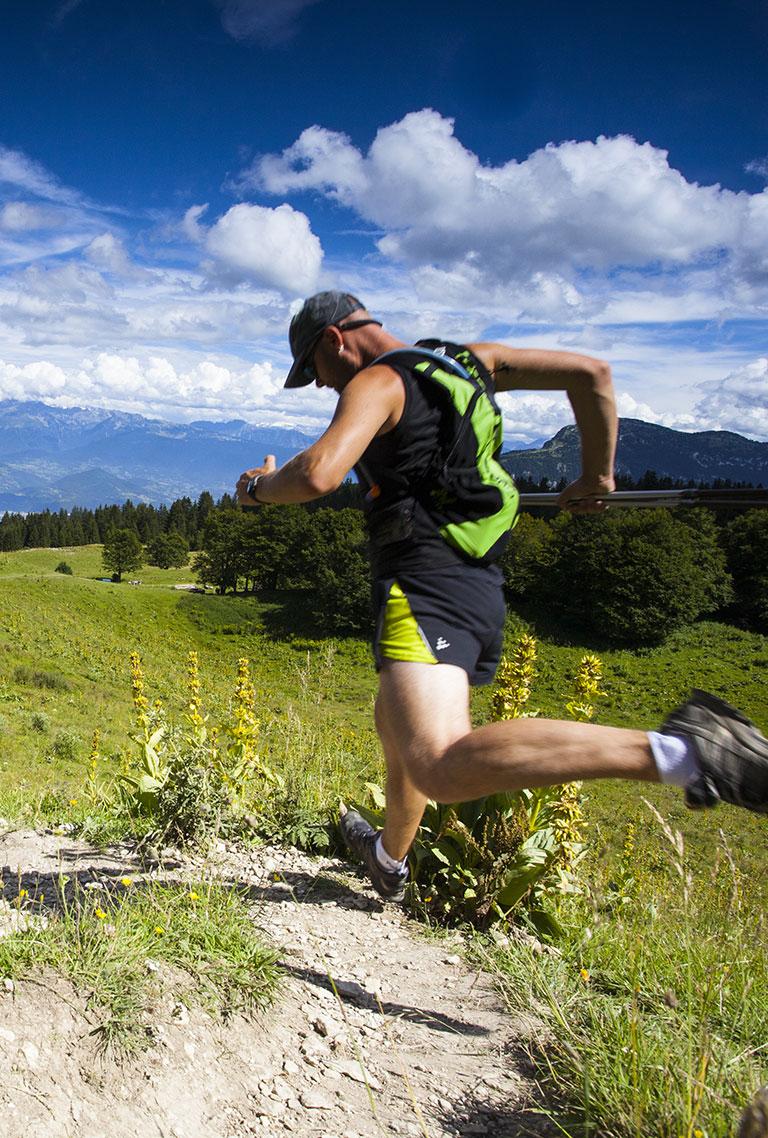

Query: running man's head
[[284, 290, 385, 393]]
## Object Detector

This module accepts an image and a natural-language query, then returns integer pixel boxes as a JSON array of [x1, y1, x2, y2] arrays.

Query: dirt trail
[[0, 827, 554, 1138]]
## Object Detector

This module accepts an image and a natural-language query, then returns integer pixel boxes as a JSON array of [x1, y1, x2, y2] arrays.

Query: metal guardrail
[[518, 488, 768, 509]]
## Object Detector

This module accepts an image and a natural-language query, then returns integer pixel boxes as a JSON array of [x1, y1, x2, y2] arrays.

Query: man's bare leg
[[376, 660, 657, 806], [375, 661, 471, 861]]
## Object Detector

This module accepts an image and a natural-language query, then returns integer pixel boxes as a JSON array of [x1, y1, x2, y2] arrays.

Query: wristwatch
[[246, 474, 263, 501]]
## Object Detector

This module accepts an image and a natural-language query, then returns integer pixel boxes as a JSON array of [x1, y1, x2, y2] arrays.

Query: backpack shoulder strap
[[368, 345, 472, 381]]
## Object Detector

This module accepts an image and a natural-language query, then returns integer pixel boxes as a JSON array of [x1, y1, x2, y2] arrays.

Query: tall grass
[[480, 806, 767, 1137], [0, 876, 280, 1055]]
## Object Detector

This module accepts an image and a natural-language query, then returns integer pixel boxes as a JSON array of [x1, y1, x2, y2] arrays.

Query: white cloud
[[182, 203, 209, 243], [0, 201, 66, 232], [0, 350, 284, 422], [693, 357, 768, 439], [746, 156, 768, 181], [212, 0, 321, 44], [0, 131, 766, 444], [250, 110, 768, 319], [203, 202, 322, 293], [85, 232, 137, 277], [0, 145, 85, 208]]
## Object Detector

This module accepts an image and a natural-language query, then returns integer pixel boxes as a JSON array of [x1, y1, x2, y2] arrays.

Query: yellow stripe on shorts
[[379, 582, 437, 664]]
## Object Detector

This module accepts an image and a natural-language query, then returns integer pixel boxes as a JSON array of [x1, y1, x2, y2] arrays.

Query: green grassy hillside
[[3, 543, 765, 1136], [1, 543, 766, 888]]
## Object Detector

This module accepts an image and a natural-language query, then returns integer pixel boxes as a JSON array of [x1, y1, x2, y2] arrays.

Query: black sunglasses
[[301, 319, 383, 384]]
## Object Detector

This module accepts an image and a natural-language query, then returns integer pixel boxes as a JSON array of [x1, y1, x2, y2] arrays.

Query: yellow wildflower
[[188, 891, 200, 902], [95, 908, 107, 920], [579, 968, 590, 983], [154, 925, 165, 935], [491, 634, 538, 721], [120, 876, 133, 887]]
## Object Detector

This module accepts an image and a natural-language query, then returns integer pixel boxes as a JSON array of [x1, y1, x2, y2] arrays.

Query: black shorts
[[372, 563, 506, 686]]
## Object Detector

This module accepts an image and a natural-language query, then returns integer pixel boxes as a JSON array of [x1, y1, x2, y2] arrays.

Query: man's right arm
[[469, 343, 617, 513], [236, 365, 405, 508]]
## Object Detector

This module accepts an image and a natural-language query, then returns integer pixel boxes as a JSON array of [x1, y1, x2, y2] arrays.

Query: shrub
[[721, 508, 768, 631], [48, 730, 80, 764], [110, 652, 280, 849], [30, 711, 50, 733], [547, 508, 732, 645], [55, 561, 73, 575], [13, 666, 71, 691]]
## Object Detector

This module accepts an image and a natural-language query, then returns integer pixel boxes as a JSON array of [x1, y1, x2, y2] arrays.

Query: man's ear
[[323, 325, 343, 352]]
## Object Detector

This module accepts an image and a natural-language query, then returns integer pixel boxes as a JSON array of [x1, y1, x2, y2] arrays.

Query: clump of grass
[[46, 729, 80, 764], [30, 711, 50, 733], [480, 809, 768, 1138], [0, 877, 280, 1055], [13, 665, 71, 691]]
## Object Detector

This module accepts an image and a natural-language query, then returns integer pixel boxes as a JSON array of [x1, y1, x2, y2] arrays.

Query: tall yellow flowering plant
[[109, 650, 279, 845], [359, 634, 603, 933]]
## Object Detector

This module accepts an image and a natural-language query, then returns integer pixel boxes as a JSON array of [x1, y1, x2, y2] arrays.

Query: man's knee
[[406, 754, 454, 802]]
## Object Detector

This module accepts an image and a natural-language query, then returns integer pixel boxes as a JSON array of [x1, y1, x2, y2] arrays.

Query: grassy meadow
[[1, 543, 765, 888], [1, 542, 767, 1132]]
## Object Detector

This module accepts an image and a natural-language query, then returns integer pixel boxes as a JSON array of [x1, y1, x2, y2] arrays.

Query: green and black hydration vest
[[354, 340, 519, 576]]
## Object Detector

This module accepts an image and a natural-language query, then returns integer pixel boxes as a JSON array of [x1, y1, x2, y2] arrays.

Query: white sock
[[648, 731, 700, 788], [374, 833, 407, 874]]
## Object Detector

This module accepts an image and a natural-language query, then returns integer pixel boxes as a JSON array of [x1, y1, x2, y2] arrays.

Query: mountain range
[[501, 418, 768, 486], [0, 401, 765, 513], [0, 400, 316, 511]]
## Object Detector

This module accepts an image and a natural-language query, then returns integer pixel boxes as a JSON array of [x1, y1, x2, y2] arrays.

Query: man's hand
[[236, 454, 277, 508], [557, 474, 616, 514]]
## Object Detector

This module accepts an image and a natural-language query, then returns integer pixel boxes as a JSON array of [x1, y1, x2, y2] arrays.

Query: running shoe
[[339, 808, 409, 901], [660, 689, 768, 813]]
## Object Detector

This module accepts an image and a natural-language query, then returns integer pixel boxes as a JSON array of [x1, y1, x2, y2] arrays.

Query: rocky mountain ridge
[[0, 400, 316, 511], [1, 401, 766, 512], [501, 418, 768, 485]]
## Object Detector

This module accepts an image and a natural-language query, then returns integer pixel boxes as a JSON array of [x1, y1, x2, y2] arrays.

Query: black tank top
[[355, 358, 471, 576]]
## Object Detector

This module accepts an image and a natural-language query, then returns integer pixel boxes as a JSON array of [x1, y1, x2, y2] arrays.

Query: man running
[[237, 290, 768, 901]]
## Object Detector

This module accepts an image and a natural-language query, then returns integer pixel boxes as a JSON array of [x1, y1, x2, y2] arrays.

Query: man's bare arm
[[469, 342, 617, 512], [236, 366, 404, 507]]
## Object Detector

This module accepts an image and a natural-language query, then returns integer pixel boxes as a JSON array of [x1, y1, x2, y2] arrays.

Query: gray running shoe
[[660, 689, 768, 813], [339, 809, 409, 901]]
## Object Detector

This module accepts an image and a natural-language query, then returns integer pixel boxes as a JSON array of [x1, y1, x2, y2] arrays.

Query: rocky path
[[0, 828, 553, 1138]]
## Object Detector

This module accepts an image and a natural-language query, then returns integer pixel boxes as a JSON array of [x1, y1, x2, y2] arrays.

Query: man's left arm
[[236, 365, 404, 508], [469, 342, 617, 513]]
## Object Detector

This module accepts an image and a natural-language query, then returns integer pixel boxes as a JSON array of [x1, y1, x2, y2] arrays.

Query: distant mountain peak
[[502, 418, 767, 485], [0, 398, 318, 512]]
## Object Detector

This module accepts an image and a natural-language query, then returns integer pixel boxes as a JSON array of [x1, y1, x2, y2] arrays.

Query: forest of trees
[[1, 474, 766, 644]]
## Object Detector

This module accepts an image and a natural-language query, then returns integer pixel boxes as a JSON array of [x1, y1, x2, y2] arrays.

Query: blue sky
[[0, 0, 766, 444]]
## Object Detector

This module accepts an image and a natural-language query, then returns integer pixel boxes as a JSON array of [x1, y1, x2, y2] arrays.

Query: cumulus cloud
[[693, 357, 768, 439], [212, 0, 321, 44], [0, 351, 280, 420], [0, 343, 346, 435], [85, 232, 138, 277], [202, 202, 322, 293], [249, 110, 768, 318]]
